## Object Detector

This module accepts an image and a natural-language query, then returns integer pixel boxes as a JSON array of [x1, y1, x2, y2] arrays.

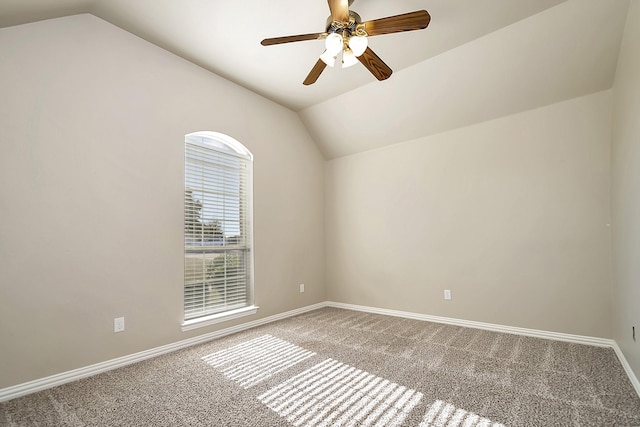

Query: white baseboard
[[0, 302, 326, 403], [2, 300, 639, 402], [325, 301, 613, 346], [326, 301, 640, 398], [610, 342, 640, 398]]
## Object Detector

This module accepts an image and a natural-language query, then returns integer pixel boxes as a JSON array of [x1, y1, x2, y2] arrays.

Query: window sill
[[181, 305, 259, 332]]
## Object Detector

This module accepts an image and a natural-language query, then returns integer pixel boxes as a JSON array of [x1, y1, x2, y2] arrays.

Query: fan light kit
[[261, 0, 431, 85], [318, 32, 368, 68]]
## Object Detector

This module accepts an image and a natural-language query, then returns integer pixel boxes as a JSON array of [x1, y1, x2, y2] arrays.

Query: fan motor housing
[[326, 11, 362, 32]]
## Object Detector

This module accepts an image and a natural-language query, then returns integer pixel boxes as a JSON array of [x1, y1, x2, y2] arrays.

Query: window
[[183, 132, 256, 330]]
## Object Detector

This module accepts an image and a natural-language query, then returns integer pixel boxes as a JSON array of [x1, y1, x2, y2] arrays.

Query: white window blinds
[[184, 132, 253, 321]]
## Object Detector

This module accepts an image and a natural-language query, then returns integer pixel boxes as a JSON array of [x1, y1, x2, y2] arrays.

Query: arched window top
[[185, 131, 253, 161]]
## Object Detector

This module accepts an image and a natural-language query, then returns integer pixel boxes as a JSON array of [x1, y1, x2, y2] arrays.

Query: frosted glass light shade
[[342, 49, 358, 68], [348, 35, 368, 57], [319, 50, 337, 67], [325, 33, 344, 55]]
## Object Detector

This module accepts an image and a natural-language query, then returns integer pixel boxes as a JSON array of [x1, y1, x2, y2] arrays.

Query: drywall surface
[[0, 14, 325, 388], [611, 0, 640, 382], [326, 91, 612, 338], [300, 0, 628, 159]]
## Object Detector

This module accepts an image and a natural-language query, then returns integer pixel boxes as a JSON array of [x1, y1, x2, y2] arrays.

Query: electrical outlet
[[444, 290, 451, 300], [114, 317, 125, 333], [299, 283, 305, 293]]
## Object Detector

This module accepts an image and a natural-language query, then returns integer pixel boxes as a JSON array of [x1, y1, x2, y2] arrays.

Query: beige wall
[[326, 91, 613, 338], [611, 0, 640, 380], [1, 6, 635, 393], [0, 15, 325, 388]]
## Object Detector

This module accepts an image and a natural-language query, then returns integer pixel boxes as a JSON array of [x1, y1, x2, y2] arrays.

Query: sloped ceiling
[[0, 0, 630, 159], [300, 0, 630, 158]]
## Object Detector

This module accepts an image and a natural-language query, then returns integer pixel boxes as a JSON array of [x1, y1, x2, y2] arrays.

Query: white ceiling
[[0, 0, 631, 158]]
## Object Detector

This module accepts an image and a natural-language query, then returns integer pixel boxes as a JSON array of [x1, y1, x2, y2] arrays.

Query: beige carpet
[[1, 307, 640, 426]]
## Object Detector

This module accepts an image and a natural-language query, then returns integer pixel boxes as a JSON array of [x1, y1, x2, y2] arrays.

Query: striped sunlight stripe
[[202, 335, 315, 389]]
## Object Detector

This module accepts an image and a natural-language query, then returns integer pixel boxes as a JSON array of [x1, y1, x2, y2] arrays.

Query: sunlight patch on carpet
[[258, 358, 423, 427], [419, 400, 506, 427], [202, 335, 316, 388]]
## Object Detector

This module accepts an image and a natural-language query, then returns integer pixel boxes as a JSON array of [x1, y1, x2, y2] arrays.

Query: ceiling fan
[[261, 0, 431, 85]]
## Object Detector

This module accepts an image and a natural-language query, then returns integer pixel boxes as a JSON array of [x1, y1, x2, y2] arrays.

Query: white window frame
[[182, 131, 257, 331]]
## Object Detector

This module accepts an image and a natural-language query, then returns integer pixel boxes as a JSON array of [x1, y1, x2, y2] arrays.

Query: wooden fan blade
[[261, 33, 324, 46], [357, 47, 392, 81], [328, 0, 350, 23], [303, 59, 327, 85], [360, 10, 431, 37]]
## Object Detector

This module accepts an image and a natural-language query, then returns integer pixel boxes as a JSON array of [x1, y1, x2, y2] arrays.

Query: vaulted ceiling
[[0, 0, 631, 158]]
